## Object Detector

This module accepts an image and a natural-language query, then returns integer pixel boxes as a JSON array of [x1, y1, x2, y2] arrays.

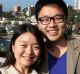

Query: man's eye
[[55, 15, 64, 19], [54, 17, 62, 20], [43, 18, 49, 21], [21, 45, 27, 48]]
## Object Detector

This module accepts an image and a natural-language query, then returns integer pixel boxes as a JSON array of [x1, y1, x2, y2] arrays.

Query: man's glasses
[[38, 14, 65, 25]]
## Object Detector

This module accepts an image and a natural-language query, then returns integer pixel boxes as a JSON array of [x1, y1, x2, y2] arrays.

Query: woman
[[0, 23, 45, 74]]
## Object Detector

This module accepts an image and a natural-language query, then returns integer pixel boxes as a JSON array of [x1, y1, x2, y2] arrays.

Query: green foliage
[[0, 29, 7, 36], [67, 6, 76, 25], [67, 6, 80, 25], [0, 47, 9, 57], [75, 13, 80, 24], [1, 12, 14, 20]]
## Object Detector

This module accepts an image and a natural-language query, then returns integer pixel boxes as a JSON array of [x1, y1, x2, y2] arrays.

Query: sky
[[0, 0, 74, 12]]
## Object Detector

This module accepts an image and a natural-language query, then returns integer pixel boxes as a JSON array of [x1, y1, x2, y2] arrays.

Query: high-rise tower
[[74, 0, 80, 10], [14, 5, 21, 12], [0, 4, 2, 13]]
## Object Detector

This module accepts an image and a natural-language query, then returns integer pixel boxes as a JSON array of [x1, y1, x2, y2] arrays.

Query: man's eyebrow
[[19, 41, 28, 43]]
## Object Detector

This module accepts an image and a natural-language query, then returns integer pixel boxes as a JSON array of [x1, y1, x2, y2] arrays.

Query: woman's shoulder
[[0, 66, 8, 74], [30, 70, 38, 74], [0, 65, 19, 74], [0, 66, 39, 74]]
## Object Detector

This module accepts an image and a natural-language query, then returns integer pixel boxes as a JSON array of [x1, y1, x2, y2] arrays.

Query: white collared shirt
[[0, 65, 38, 74]]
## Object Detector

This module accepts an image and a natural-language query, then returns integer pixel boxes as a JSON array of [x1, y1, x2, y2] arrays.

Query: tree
[[67, 6, 76, 25], [0, 28, 7, 36]]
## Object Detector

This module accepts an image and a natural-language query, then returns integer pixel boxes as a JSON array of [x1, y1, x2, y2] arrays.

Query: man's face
[[37, 4, 66, 42]]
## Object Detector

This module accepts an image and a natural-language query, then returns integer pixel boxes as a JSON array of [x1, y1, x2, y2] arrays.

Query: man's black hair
[[35, 0, 68, 20]]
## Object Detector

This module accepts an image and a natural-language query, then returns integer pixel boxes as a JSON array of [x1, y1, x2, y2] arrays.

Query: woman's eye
[[33, 45, 40, 50]]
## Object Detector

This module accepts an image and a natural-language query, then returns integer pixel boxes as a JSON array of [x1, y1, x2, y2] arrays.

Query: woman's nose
[[25, 46, 33, 55]]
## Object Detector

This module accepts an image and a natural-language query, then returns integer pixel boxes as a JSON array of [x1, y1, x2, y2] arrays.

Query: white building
[[14, 5, 21, 12], [26, 5, 35, 16], [74, 0, 80, 10]]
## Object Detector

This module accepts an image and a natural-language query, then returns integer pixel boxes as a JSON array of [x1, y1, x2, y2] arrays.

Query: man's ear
[[37, 25, 40, 30], [37, 23, 40, 30], [36, 21, 39, 29]]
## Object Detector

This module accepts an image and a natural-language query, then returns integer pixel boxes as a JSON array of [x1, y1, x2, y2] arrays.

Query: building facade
[[74, 0, 80, 10], [14, 5, 21, 12]]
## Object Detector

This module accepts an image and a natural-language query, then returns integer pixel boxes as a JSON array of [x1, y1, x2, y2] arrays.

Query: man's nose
[[49, 19, 57, 27]]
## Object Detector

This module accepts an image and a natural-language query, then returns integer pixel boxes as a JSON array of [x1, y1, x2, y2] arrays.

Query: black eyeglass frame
[[38, 14, 66, 25]]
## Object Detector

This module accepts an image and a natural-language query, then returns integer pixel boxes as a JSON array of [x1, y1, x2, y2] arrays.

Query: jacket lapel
[[67, 39, 80, 74]]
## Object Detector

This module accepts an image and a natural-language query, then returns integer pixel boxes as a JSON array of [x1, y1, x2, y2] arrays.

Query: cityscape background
[[0, 0, 74, 11]]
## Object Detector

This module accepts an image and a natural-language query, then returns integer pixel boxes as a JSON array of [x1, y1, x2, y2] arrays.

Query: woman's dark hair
[[1, 23, 45, 72], [35, 0, 68, 20]]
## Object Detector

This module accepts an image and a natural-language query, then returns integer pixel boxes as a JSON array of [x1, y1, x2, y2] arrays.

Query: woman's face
[[12, 32, 40, 67]]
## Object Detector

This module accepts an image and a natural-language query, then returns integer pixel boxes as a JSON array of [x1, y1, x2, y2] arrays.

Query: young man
[[35, 0, 80, 74]]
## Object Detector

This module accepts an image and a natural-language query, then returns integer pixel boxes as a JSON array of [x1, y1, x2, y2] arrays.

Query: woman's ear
[[12, 44, 15, 53]]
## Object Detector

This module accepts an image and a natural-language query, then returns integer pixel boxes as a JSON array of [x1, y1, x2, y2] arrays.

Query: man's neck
[[46, 37, 67, 57]]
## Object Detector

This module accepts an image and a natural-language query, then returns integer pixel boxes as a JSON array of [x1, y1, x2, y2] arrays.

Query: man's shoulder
[[69, 38, 80, 44], [68, 38, 80, 51]]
